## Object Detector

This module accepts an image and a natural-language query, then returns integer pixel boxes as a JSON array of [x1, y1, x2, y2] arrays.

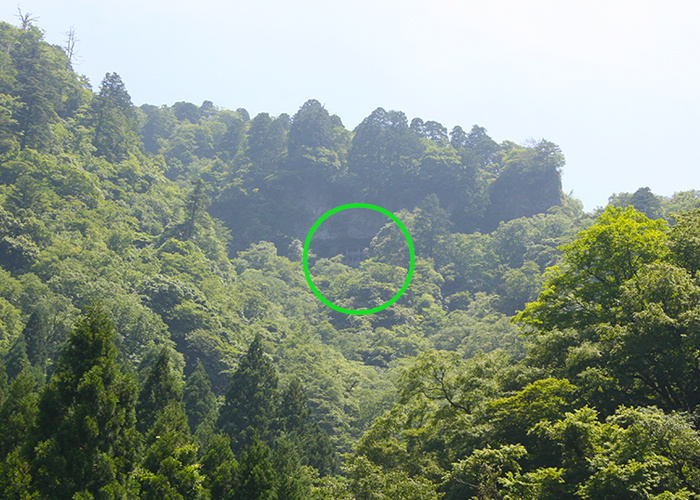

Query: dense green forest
[[1, 17, 700, 499]]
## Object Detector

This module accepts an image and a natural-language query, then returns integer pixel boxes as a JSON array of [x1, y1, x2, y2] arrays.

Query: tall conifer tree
[[235, 437, 277, 500], [0, 367, 37, 498], [91, 72, 139, 162], [274, 434, 311, 500], [278, 377, 336, 475], [22, 310, 49, 370], [183, 361, 216, 433], [138, 402, 206, 500], [136, 347, 183, 434], [217, 334, 278, 455], [278, 377, 308, 432], [0, 362, 7, 405], [29, 304, 139, 500], [4, 338, 31, 381], [0, 368, 37, 461], [11, 23, 63, 150], [201, 434, 240, 500]]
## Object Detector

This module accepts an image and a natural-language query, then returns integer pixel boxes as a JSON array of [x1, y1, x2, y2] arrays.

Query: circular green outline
[[303, 203, 415, 315]]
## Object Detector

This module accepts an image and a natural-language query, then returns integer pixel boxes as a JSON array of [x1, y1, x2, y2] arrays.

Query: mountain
[[2, 18, 700, 499]]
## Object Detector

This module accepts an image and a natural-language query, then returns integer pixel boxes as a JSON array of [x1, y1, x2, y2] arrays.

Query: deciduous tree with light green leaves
[[515, 206, 669, 332]]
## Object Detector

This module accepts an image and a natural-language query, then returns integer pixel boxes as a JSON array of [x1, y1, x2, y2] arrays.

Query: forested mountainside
[[143, 84, 570, 255], [2, 18, 700, 500]]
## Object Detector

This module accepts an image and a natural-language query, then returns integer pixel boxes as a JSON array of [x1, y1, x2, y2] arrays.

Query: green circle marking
[[303, 203, 415, 315]]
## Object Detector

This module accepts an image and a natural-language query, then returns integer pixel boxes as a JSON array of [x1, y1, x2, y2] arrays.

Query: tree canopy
[[1, 16, 700, 500]]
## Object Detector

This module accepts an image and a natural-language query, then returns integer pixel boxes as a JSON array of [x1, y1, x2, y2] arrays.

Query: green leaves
[[91, 73, 140, 163], [516, 206, 669, 332], [136, 348, 183, 434], [342, 455, 442, 500], [7, 14, 700, 500], [444, 444, 526, 499], [668, 207, 700, 276], [183, 362, 216, 433], [217, 334, 279, 454], [487, 378, 576, 436], [601, 263, 700, 411], [516, 206, 700, 415], [30, 304, 139, 500], [567, 407, 700, 500]]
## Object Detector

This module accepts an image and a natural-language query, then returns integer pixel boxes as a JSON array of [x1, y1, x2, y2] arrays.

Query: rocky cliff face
[[483, 156, 565, 231], [294, 188, 392, 259], [212, 142, 567, 257]]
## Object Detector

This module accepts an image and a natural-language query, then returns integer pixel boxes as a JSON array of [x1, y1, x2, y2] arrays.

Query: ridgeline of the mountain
[[3, 18, 700, 499], [148, 99, 568, 256]]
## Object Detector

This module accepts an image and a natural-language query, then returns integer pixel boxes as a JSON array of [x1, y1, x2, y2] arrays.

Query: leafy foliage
[[29, 304, 139, 499], [2, 16, 700, 500]]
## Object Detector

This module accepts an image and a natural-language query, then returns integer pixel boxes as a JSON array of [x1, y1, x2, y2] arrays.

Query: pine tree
[[11, 23, 63, 151], [217, 334, 278, 455], [91, 72, 140, 162], [301, 421, 337, 476], [278, 377, 337, 476], [182, 178, 210, 240], [138, 402, 206, 500], [136, 347, 183, 434], [184, 361, 216, 433], [201, 434, 239, 500], [0, 368, 37, 461], [4, 338, 31, 381], [278, 377, 309, 433], [29, 303, 139, 500], [22, 310, 49, 370], [0, 448, 34, 500], [274, 434, 311, 500], [235, 437, 278, 500], [0, 362, 7, 406], [134, 349, 208, 499], [0, 368, 37, 500]]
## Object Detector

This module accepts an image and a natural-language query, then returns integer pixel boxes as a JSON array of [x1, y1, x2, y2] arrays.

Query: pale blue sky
[[3, 0, 699, 211]]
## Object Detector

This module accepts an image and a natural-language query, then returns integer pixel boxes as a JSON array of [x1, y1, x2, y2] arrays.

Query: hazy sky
[[3, 0, 699, 211]]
